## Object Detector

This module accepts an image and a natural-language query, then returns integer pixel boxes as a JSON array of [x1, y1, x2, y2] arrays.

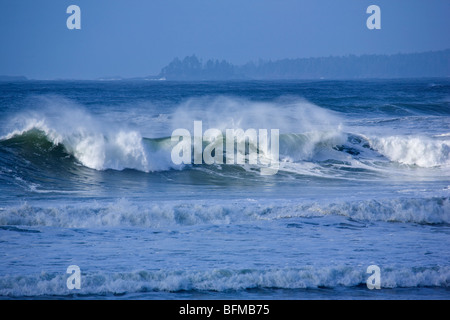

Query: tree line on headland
[[156, 49, 450, 80]]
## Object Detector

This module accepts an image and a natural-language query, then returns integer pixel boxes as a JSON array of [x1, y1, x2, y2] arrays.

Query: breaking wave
[[0, 265, 448, 297], [1, 98, 449, 183], [1, 197, 449, 227]]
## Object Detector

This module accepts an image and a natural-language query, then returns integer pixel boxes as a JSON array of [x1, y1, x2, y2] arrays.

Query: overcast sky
[[1, 0, 449, 79]]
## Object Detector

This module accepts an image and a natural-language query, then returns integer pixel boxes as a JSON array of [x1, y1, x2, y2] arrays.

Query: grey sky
[[0, 0, 449, 79]]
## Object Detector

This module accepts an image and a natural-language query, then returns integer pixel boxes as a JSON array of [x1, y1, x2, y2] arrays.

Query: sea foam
[[1, 265, 448, 297], [1, 196, 448, 228]]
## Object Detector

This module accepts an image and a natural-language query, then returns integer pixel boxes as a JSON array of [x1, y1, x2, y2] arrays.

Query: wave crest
[[1, 107, 174, 172]]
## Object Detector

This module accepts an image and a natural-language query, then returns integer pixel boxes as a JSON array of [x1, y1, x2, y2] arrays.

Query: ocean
[[0, 79, 449, 300]]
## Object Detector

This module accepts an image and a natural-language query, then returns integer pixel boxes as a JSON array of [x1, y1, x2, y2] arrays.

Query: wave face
[[1, 79, 449, 300]]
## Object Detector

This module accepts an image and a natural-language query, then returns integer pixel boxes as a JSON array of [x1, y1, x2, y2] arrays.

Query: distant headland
[[153, 49, 450, 81]]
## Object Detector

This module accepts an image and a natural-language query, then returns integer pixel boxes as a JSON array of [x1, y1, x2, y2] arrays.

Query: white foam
[[0, 266, 448, 297], [369, 135, 450, 168], [1, 196, 448, 228]]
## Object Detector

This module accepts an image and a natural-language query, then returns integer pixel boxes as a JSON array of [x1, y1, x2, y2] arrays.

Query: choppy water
[[0, 79, 449, 299]]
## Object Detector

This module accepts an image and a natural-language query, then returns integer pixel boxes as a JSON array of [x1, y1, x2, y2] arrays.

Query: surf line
[[171, 120, 279, 175]]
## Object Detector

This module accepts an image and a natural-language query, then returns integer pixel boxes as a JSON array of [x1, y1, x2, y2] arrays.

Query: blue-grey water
[[0, 79, 449, 299]]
